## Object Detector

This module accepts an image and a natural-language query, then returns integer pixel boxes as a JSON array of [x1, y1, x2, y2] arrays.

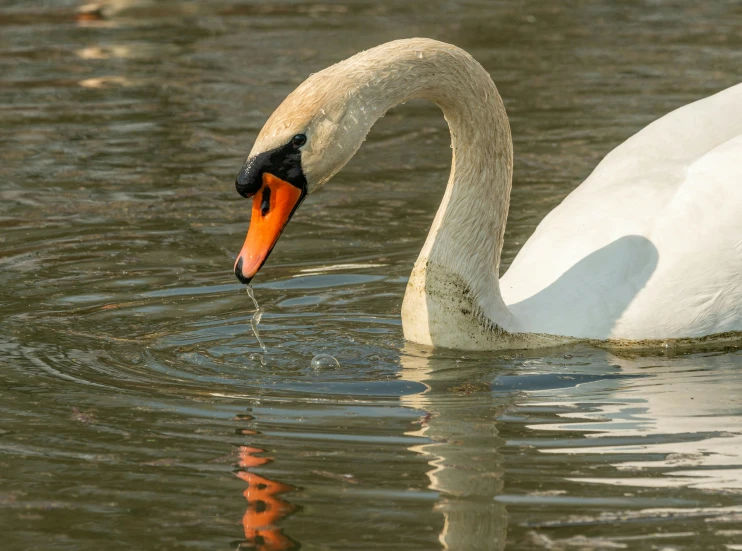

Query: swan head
[[233, 66, 379, 284]]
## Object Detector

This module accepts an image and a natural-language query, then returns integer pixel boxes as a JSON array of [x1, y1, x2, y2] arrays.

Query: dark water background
[[2, 1, 742, 549]]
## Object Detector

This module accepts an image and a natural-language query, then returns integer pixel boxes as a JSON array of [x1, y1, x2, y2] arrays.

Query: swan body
[[234, 38, 742, 350], [501, 87, 742, 342]]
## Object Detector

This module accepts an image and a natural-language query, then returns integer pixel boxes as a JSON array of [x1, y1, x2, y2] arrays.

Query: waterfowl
[[233, 38, 742, 350]]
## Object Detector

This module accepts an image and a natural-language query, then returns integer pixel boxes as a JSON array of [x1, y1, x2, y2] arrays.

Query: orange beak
[[234, 173, 305, 284]]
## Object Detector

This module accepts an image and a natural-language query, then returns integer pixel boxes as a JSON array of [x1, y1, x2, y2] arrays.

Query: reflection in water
[[400, 347, 508, 550], [398, 346, 742, 548], [234, 416, 297, 551], [530, 351, 742, 492]]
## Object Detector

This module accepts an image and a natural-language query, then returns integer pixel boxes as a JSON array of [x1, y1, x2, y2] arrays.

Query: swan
[[232, 38, 742, 351]]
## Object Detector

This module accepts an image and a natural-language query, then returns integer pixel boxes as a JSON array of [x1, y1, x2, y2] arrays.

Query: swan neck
[[293, 39, 517, 346], [354, 41, 515, 339]]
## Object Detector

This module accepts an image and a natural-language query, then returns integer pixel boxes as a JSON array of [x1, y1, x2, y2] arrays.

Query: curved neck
[[407, 47, 513, 303], [337, 40, 516, 342], [344, 41, 513, 273]]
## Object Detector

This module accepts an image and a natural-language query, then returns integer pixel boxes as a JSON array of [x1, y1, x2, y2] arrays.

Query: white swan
[[233, 38, 742, 350]]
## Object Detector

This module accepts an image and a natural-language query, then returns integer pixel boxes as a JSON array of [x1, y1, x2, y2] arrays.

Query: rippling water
[[2, 1, 741, 549]]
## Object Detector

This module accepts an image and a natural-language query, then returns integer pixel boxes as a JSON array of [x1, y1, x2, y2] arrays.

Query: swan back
[[501, 83, 742, 340]]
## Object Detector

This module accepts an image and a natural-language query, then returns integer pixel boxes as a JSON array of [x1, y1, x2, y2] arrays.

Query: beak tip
[[234, 256, 253, 285]]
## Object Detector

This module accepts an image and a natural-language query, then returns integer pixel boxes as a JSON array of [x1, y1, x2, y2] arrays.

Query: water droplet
[[311, 354, 340, 369], [249, 352, 266, 366], [246, 285, 267, 353], [416, 51, 423, 59]]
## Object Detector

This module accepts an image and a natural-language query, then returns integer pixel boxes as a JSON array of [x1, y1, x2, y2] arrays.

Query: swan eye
[[291, 134, 307, 148]]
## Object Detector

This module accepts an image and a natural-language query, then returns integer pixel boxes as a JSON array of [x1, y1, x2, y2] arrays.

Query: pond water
[[2, 1, 741, 549]]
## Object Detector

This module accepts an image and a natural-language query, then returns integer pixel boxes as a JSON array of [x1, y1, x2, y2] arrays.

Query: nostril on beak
[[234, 257, 252, 285], [260, 187, 271, 216]]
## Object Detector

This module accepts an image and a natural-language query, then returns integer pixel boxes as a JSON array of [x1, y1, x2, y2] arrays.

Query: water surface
[[2, 1, 742, 549]]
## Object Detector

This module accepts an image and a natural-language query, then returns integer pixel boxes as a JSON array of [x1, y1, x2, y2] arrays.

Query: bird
[[232, 38, 742, 351]]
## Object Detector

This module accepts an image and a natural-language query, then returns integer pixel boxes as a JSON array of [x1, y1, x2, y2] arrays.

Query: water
[[245, 285, 266, 354], [2, 1, 741, 550]]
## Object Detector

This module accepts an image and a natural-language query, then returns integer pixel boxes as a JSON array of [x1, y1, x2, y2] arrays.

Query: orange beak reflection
[[234, 173, 305, 284]]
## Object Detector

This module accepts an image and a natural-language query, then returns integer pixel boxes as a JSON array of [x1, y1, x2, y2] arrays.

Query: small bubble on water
[[311, 354, 340, 369]]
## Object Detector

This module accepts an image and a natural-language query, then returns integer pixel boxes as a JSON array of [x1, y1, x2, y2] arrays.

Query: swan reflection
[[400, 346, 509, 550], [234, 424, 297, 550], [527, 350, 742, 492], [399, 345, 742, 548]]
